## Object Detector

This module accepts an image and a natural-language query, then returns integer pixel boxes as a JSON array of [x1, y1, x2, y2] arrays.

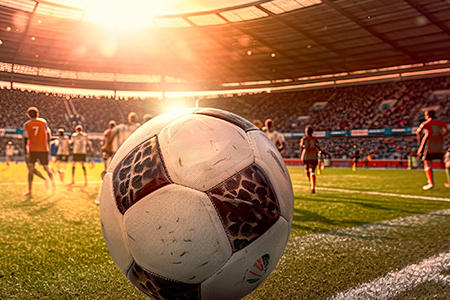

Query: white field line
[[293, 185, 450, 202], [327, 251, 450, 300], [285, 209, 450, 300]]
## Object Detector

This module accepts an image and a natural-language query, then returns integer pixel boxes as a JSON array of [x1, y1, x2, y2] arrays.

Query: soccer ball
[[99, 108, 294, 300]]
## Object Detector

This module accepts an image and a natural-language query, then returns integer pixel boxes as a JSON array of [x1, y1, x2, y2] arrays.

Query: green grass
[[1, 163, 450, 299]]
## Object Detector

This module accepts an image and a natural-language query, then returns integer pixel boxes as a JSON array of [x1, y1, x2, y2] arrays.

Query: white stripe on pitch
[[293, 185, 450, 202], [327, 251, 450, 300]]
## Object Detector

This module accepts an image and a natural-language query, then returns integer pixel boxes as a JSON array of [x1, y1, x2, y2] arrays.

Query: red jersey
[[417, 119, 448, 155], [300, 135, 319, 161], [23, 118, 50, 152]]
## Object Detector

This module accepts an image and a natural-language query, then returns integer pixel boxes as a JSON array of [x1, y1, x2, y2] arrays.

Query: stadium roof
[[0, 0, 449, 92]]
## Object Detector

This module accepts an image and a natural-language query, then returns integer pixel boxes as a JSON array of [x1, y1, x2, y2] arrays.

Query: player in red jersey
[[23, 107, 55, 195], [300, 125, 327, 194], [416, 110, 448, 190]]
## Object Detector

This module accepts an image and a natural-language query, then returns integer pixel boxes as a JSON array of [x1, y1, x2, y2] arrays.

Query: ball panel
[[200, 217, 290, 300], [99, 173, 133, 275], [123, 184, 232, 283], [128, 262, 200, 300], [195, 108, 258, 132], [108, 107, 199, 173], [113, 136, 171, 214], [207, 164, 280, 252], [248, 131, 294, 221], [158, 114, 254, 191]]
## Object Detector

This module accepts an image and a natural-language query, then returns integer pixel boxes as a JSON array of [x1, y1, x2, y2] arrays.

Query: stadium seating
[[1, 75, 449, 160]]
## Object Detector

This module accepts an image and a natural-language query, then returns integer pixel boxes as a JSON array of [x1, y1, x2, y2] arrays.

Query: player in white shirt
[[55, 129, 70, 182], [110, 112, 140, 155], [264, 118, 285, 152], [70, 125, 92, 186], [5, 141, 15, 166]]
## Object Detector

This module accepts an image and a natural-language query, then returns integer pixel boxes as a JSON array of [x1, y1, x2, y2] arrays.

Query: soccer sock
[[310, 172, 316, 190], [446, 168, 450, 183], [425, 168, 434, 185]]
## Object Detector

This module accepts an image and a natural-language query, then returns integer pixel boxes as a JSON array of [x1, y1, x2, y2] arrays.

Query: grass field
[[1, 163, 450, 299]]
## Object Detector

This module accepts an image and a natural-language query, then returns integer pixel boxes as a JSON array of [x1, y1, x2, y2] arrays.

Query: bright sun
[[82, 0, 179, 29]]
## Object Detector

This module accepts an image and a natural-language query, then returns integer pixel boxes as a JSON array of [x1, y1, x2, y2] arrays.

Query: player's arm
[[442, 124, 449, 136], [417, 131, 429, 158], [299, 138, 305, 159], [23, 137, 28, 153], [22, 126, 29, 154], [315, 140, 328, 157], [87, 138, 93, 152], [278, 135, 285, 152], [416, 125, 424, 145]]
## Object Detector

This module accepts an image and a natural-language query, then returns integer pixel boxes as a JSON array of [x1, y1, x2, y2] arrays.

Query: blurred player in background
[[252, 119, 264, 130], [56, 128, 70, 182], [5, 141, 14, 166], [110, 112, 140, 157], [101, 120, 116, 173], [352, 149, 360, 172], [416, 110, 448, 190], [444, 148, 450, 188], [49, 137, 58, 175], [300, 125, 327, 194], [264, 118, 285, 152], [317, 151, 324, 175], [70, 125, 92, 186], [142, 114, 153, 123], [22, 107, 55, 195]]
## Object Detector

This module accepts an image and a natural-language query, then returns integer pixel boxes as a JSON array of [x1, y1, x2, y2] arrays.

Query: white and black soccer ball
[[99, 108, 294, 300]]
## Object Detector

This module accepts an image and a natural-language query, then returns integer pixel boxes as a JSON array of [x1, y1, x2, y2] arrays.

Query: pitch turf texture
[[1, 163, 450, 300]]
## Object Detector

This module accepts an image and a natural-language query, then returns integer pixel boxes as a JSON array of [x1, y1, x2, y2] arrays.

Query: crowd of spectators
[[1, 75, 449, 161], [205, 75, 450, 133]]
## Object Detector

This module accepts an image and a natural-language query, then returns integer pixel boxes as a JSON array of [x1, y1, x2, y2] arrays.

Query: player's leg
[[304, 165, 310, 182], [81, 162, 87, 186], [423, 160, 434, 190], [42, 164, 55, 191], [71, 162, 76, 184], [310, 165, 316, 194], [25, 162, 35, 195], [57, 156, 67, 182], [445, 161, 450, 188], [33, 168, 46, 180], [40, 153, 55, 188]]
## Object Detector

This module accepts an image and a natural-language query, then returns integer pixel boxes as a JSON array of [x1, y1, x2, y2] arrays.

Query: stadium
[[1, 0, 450, 299]]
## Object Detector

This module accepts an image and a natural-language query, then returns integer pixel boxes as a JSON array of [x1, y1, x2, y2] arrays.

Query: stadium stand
[[1, 75, 449, 161]]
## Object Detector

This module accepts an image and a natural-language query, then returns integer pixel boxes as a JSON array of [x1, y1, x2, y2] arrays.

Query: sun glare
[[82, 0, 180, 29]]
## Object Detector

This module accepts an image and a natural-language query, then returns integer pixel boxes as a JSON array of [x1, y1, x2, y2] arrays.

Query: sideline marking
[[327, 251, 450, 300], [293, 185, 450, 202]]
